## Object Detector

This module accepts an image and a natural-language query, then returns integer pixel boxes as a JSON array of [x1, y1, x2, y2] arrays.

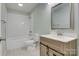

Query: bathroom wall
[[6, 9, 30, 49], [51, 4, 79, 37], [0, 4, 1, 35], [0, 3, 7, 38], [31, 3, 51, 35], [31, 3, 79, 55], [0, 3, 7, 56], [31, 3, 79, 36]]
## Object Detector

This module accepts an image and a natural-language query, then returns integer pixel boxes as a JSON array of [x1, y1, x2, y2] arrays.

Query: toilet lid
[[25, 40, 35, 43]]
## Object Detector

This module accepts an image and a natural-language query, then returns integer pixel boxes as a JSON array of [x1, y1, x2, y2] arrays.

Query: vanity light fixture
[[18, 3, 23, 7]]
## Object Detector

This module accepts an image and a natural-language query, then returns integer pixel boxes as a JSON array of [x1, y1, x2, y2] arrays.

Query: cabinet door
[[48, 49, 64, 56], [40, 44, 47, 56]]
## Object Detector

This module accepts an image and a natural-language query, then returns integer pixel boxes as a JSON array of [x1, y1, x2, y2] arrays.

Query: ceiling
[[6, 3, 38, 14]]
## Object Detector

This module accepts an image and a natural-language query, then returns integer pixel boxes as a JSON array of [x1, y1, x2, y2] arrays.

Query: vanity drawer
[[40, 36, 65, 47], [40, 36, 77, 56], [40, 37, 65, 52], [48, 49, 64, 56]]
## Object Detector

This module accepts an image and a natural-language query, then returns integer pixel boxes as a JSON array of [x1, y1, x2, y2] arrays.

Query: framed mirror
[[51, 3, 74, 29]]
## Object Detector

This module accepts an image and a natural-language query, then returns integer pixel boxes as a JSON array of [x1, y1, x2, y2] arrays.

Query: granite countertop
[[41, 34, 77, 43]]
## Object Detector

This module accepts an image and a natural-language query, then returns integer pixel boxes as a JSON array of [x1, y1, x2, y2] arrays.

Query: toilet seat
[[24, 40, 35, 47]]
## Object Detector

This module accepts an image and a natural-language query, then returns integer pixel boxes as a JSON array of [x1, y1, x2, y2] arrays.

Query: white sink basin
[[41, 34, 77, 43]]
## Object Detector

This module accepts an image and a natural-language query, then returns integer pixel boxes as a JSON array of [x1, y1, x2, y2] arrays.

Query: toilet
[[24, 40, 35, 47], [24, 33, 39, 48]]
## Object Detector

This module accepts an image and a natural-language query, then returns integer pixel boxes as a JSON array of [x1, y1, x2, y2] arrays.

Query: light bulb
[[18, 3, 23, 7], [48, 3, 52, 5]]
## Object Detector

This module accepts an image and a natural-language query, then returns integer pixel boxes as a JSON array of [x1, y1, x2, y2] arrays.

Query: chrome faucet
[[57, 30, 63, 36]]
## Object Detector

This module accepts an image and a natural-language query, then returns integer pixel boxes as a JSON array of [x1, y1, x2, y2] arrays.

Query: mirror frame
[[51, 3, 74, 30]]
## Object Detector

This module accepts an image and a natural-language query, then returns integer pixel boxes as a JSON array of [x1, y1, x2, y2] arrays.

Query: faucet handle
[[57, 32, 63, 36]]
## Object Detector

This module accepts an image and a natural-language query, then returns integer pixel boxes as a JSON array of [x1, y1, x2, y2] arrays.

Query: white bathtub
[[6, 36, 30, 50], [6, 33, 39, 50]]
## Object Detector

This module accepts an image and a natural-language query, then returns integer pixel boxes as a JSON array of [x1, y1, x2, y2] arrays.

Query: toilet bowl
[[24, 40, 35, 47], [24, 33, 39, 48]]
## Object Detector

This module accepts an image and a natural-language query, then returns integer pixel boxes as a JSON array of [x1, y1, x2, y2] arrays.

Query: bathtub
[[6, 36, 30, 50], [6, 33, 39, 50]]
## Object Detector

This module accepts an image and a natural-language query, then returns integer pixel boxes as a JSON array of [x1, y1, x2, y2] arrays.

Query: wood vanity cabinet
[[40, 44, 48, 56], [48, 49, 63, 56], [40, 36, 77, 56]]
